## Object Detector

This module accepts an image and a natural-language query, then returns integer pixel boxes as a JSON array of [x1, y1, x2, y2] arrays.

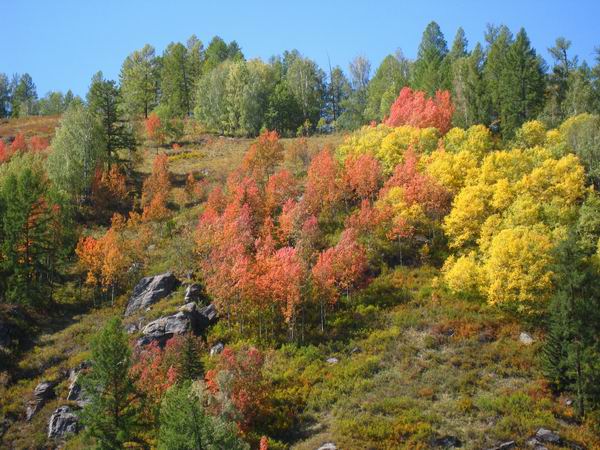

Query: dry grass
[[0, 115, 60, 140]]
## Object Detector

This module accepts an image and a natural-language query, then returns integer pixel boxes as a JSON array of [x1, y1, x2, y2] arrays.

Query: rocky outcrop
[[317, 444, 336, 450], [184, 283, 203, 303], [26, 381, 55, 421], [527, 428, 561, 448], [124, 272, 179, 316], [137, 302, 218, 347], [67, 362, 91, 407], [210, 342, 224, 356], [487, 441, 516, 450], [48, 406, 79, 439], [519, 332, 534, 345], [432, 435, 462, 447]]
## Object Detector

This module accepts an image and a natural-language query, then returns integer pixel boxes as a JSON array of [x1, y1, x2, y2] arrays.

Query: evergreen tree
[[157, 382, 249, 450], [81, 317, 143, 449], [542, 37, 578, 126], [0, 73, 10, 118], [264, 80, 303, 136], [11, 73, 37, 117], [499, 28, 546, 137], [161, 42, 194, 117], [120, 44, 160, 118], [87, 72, 135, 164], [326, 65, 351, 124], [452, 43, 489, 127], [0, 154, 69, 305], [483, 24, 513, 130], [178, 333, 204, 381], [411, 21, 450, 95]]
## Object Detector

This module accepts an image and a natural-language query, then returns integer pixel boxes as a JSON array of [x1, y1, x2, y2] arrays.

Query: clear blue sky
[[3, 0, 600, 97]]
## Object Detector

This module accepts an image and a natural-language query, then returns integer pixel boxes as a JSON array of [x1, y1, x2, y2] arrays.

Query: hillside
[[1, 110, 599, 450]]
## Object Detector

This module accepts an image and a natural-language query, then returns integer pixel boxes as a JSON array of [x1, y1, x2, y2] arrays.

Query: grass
[[0, 115, 60, 140]]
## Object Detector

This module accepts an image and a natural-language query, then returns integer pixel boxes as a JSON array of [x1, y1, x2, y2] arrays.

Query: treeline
[[3, 23, 600, 138]]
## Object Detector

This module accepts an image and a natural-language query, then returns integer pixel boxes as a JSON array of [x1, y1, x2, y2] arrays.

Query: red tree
[[0, 140, 9, 163], [340, 153, 383, 201], [302, 147, 341, 217], [384, 87, 454, 133], [29, 136, 49, 152], [10, 133, 27, 153], [242, 130, 284, 184]]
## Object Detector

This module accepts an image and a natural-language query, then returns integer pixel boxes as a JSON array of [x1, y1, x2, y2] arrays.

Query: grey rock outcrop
[[137, 303, 218, 347], [184, 284, 203, 303], [519, 332, 534, 345], [317, 444, 336, 450], [210, 342, 224, 356], [48, 406, 79, 439], [67, 362, 91, 407], [124, 272, 179, 316], [26, 381, 55, 421]]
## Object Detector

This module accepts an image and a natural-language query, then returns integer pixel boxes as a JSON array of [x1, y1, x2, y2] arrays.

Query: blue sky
[[3, 0, 600, 97]]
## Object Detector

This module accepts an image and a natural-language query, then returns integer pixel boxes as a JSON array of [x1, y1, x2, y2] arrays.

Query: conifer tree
[[411, 21, 450, 95]]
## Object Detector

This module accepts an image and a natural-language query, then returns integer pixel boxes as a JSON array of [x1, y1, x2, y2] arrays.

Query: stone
[[316, 443, 336, 450], [534, 428, 560, 444], [526, 438, 547, 449], [326, 357, 339, 365], [137, 303, 218, 347], [487, 441, 516, 450], [210, 342, 224, 356], [432, 435, 462, 447], [26, 381, 56, 421], [184, 284, 203, 303], [48, 406, 79, 439], [67, 363, 91, 407], [124, 272, 179, 316], [519, 332, 534, 345]]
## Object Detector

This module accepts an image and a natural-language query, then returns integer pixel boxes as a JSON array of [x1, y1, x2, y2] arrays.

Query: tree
[[365, 53, 410, 122], [47, 104, 106, 202], [411, 22, 450, 95], [264, 81, 303, 136], [0, 73, 10, 117], [120, 44, 160, 118], [0, 154, 68, 305], [498, 28, 546, 137], [451, 43, 489, 128], [195, 61, 231, 134], [87, 71, 135, 164], [38, 91, 66, 116], [157, 382, 249, 450], [161, 42, 194, 117], [384, 87, 454, 133], [543, 37, 578, 126], [80, 317, 143, 449], [11, 73, 37, 117], [285, 55, 325, 127], [326, 65, 351, 123], [338, 56, 371, 129], [141, 153, 171, 221], [241, 130, 284, 184]]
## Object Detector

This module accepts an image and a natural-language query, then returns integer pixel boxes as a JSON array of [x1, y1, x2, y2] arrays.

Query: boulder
[[67, 362, 91, 407], [326, 357, 339, 365], [210, 342, 224, 356], [26, 381, 56, 421], [534, 428, 560, 444], [184, 284, 203, 303], [317, 443, 337, 450], [519, 332, 534, 345], [48, 406, 79, 439], [487, 441, 516, 450], [137, 303, 218, 347], [124, 272, 179, 316], [432, 435, 462, 447]]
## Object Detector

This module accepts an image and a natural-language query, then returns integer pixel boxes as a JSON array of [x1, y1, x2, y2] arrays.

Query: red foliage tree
[[29, 136, 49, 152], [145, 112, 164, 146], [302, 147, 341, 217], [384, 87, 454, 133], [340, 153, 383, 201], [205, 346, 267, 432], [0, 140, 9, 164], [242, 130, 284, 184], [141, 153, 171, 221], [265, 169, 299, 215], [10, 133, 27, 153]]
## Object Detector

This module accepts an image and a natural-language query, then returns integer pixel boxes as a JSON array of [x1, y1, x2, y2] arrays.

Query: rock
[[67, 362, 91, 407], [519, 332, 534, 345], [137, 303, 218, 347], [349, 347, 361, 355], [565, 398, 574, 406], [526, 438, 548, 449], [432, 435, 462, 447], [125, 323, 138, 334], [48, 406, 79, 439], [487, 441, 516, 450], [26, 381, 56, 421], [124, 272, 179, 316], [326, 357, 339, 365], [316, 443, 336, 450], [534, 428, 560, 444], [210, 342, 224, 356], [184, 284, 203, 303]]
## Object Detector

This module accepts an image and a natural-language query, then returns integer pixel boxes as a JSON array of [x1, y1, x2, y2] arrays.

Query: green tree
[[483, 24, 513, 130], [499, 28, 546, 137], [195, 61, 231, 134], [161, 42, 194, 117], [365, 52, 409, 122], [38, 91, 66, 116], [264, 80, 303, 136], [11, 73, 37, 117], [81, 317, 143, 449], [120, 44, 160, 118], [87, 72, 135, 164], [157, 382, 248, 450], [47, 104, 106, 201], [564, 64, 595, 117], [285, 55, 325, 127], [178, 333, 204, 382], [452, 43, 489, 127], [0, 154, 69, 305], [0, 73, 10, 117], [411, 21, 450, 95], [542, 37, 578, 126], [326, 65, 351, 123]]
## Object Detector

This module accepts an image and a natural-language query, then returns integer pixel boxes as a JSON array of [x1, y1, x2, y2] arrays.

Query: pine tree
[[411, 21, 450, 95], [81, 317, 143, 449], [178, 332, 204, 381], [157, 382, 249, 450], [120, 44, 160, 118]]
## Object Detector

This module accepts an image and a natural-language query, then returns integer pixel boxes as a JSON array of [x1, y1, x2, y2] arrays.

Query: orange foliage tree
[[384, 87, 454, 133], [141, 153, 171, 221]]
